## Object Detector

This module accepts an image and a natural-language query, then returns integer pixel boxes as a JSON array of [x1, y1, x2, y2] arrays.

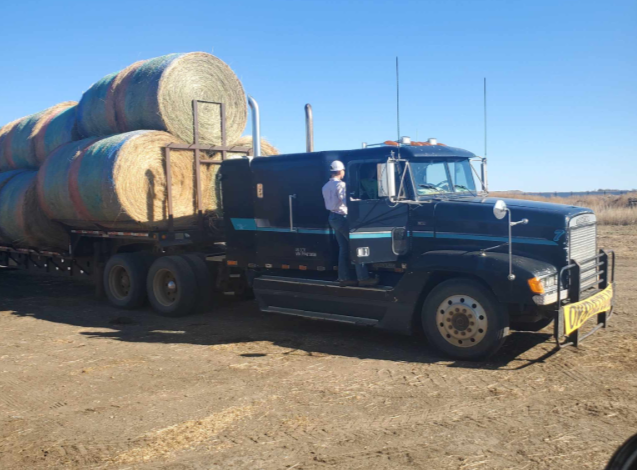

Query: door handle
[[289, 194, 297, 232]]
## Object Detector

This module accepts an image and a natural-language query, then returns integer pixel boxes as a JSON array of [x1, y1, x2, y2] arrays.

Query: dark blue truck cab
[[221, 141, 616, 359]]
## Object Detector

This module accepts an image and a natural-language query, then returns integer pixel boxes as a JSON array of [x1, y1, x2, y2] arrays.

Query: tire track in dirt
[[0, 375, 53, 414]]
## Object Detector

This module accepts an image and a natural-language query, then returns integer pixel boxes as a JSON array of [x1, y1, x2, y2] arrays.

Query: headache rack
[[554, 248, 615, 348], [164, 99, 253, 232]]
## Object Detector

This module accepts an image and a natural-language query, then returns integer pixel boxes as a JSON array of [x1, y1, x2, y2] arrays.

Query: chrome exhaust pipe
[[305, 104, 314, 152], [248, 95, 261, 157]]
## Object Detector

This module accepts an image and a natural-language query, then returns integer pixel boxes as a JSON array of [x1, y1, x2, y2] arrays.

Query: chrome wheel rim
[[109, 265, 131, 300], [153, 268, 178, 306], [436, 295, 488, 348]]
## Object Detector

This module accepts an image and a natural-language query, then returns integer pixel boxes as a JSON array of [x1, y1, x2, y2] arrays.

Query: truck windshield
[[409, 158, 477, 197]]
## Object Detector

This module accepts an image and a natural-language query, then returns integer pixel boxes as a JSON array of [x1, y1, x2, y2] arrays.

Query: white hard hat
[[330, 160, 345, 172]]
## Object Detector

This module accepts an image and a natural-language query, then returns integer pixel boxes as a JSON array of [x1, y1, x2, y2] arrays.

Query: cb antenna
[[396, 57, 400, 142], [484, 77, 487, 158]]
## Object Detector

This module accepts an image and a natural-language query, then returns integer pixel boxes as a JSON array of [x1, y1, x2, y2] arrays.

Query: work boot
[[358, 277, 379, 287], [338, 279, 358, 287]]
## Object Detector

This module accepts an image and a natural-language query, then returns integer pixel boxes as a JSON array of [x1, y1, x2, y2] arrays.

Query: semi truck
[[0, 100, 616, 359]]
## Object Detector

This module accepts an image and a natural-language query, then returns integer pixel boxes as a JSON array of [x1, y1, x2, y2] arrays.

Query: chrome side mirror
[[492, 199, 530, 282], [493, 199, 508, 220], [385, 160, 397, 200]]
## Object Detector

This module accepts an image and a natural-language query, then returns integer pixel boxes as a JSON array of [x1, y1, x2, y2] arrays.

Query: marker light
[[528, 277, 545, 294]]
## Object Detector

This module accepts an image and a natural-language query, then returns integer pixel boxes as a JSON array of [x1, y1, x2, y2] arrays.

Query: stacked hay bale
[[38, 131, 221, 230], [0, 170, 69, 249], [0, 101, 78, 171], [231, 136, 279, 157], [77, 52, 247, 145], [0, 52, 260, 251]]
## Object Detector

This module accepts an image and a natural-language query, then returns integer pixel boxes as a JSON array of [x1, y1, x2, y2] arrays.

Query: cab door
[[347, 161, 409, 264]]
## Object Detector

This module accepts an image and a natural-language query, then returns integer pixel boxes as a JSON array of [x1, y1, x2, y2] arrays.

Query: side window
[[349, 163, 381, 200]]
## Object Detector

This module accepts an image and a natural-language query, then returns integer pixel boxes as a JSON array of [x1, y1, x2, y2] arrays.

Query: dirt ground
[[1, 226, 635, 470]]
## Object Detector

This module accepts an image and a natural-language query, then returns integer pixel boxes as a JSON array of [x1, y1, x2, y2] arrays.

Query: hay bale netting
[[0, 171, 69, 249], [0, 169, 26, 193], [211, 136, 279, 160], [38, 130, 219, 230], [0, 102, 78, 170], [76, 71, 120, 137], [77, 53, 247, 145], [40, 104, 80, 160], [0, 117, 26, 171], [233, 136, 279, 156], [37, 137, 100, 227]]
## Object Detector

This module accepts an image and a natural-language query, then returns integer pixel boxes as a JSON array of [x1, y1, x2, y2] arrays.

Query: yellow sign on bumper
[[563, 283, 614, 336]]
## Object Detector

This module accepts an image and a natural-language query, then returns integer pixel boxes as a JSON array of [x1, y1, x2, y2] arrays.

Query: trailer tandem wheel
[[103, 253, 150, 309], [421, 278, 509, 360], [147, 256, 197, 317]]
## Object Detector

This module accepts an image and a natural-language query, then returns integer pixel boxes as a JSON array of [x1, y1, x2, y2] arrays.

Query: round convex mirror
[[493, 200, 508, 220]]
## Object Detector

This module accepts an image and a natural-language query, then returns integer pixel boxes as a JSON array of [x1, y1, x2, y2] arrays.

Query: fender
[[408, 250, 558, 304]]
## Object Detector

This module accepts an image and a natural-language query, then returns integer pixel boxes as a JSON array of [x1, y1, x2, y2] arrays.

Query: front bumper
[[554, 249, 615, 348]]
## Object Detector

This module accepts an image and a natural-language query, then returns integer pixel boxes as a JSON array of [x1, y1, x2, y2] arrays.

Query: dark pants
[[328, 212, 369, 281]]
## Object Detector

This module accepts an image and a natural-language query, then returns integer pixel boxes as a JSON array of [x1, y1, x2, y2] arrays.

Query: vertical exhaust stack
[[305, 104, 314, 152], [247, 96, 261, 157]]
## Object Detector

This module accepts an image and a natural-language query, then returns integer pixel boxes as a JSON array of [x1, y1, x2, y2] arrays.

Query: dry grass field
[[0, 225, 635, 469], [491, 192, 637, 225]]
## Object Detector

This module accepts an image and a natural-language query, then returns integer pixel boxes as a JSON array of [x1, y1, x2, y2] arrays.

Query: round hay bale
[[76, 61, 147, 137], [37, 137, 100, 227], [0, 102, 78, 170], [0, 118, 24, 171], [0, 169, 26, 192], [0, 171, 69, 249], [112, 60, 147, 132], [67, 130, 218, 230], [232, 136, 279, 157], [38, 104, 80, 162], [77, 72, 119, 137], [0, 170, 29, 243], [78, 53, 247, 144]]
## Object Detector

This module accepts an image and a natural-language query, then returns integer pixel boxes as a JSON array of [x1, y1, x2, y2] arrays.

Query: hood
[[426, 196, 593, 250], [479, 197, 589, 218]]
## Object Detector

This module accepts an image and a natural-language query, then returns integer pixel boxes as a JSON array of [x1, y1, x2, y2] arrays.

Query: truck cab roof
[[247, 143, 477, 168]]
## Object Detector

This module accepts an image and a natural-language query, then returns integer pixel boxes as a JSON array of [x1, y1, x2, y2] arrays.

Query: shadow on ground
[[1, 269, 555, 370]]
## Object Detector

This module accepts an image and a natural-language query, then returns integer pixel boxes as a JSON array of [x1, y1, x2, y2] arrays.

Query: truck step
[[262, 306, 379, 326], [257, 275, 393, 292]]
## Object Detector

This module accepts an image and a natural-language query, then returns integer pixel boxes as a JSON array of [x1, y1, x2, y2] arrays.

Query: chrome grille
[[568, 214, 598, 291]]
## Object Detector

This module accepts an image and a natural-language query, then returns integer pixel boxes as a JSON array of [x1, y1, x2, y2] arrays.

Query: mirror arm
[[506, 212, 529, 281]]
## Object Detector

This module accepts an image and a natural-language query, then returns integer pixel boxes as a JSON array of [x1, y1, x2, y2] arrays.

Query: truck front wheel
[[103, 253, 150, 309], [147, 256, 197, 317], [421, 279, 509, 360]]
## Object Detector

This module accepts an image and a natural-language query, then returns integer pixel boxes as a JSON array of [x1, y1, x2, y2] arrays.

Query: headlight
[[528, 274, 558, 294]]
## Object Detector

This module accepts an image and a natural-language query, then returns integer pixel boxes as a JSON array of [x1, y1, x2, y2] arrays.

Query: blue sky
[[1, 0, 635, 191]]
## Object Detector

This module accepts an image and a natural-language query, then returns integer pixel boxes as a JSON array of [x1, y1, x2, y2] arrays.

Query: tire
[[147, 256, 197, 317], [511, 317, 553, 332], [103, 253, 150, 309], [421, 278, 509, 360], [181, 254, 213, 313], [606, 433, 637, 470]]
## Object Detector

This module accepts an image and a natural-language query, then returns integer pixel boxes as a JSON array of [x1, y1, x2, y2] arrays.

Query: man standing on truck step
[[322, 160, 378, 287]]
